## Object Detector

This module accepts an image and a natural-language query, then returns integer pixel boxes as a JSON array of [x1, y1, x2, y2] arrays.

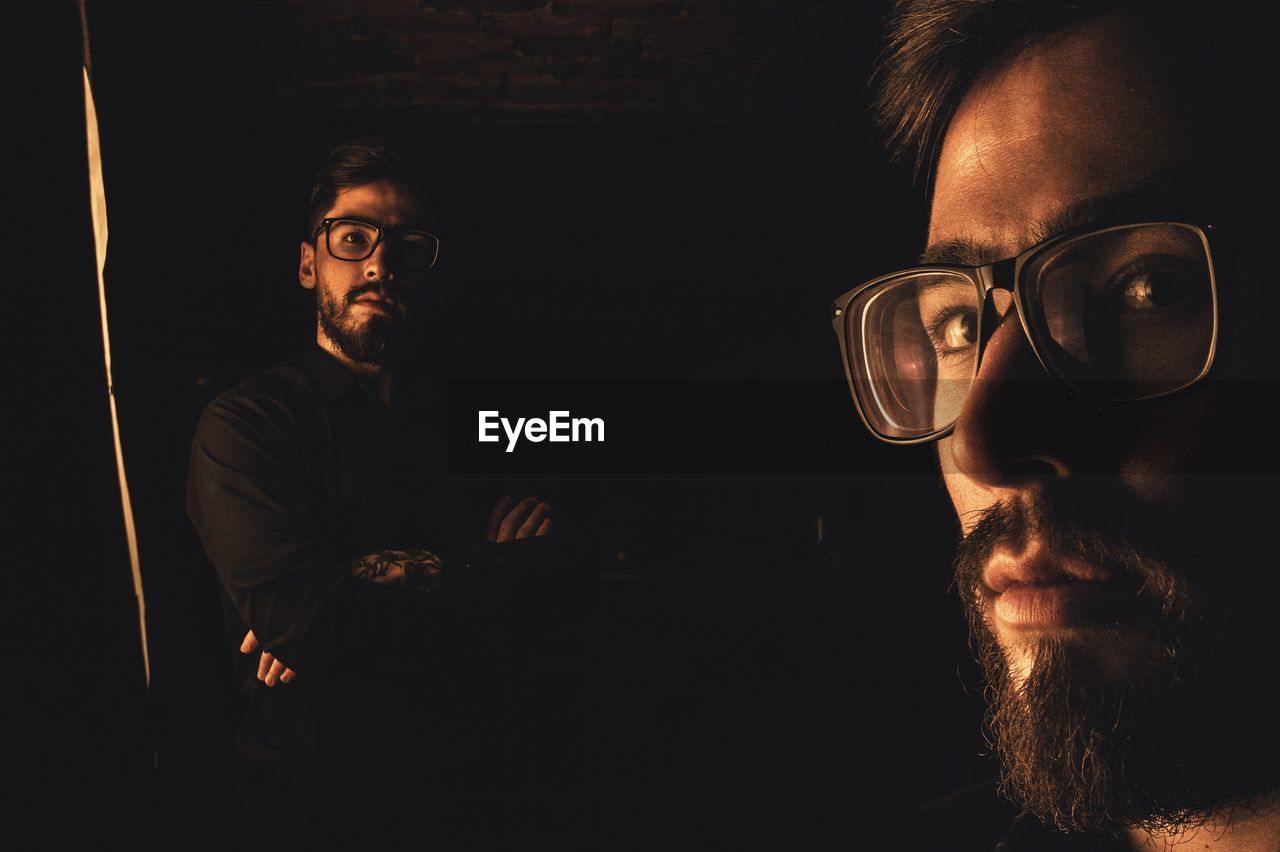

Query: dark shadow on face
[[925, 10, 1280, 832]]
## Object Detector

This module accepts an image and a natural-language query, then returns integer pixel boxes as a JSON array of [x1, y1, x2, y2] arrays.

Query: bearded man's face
[[929, 12, 1279, 833], [299, 179, 430, 368]]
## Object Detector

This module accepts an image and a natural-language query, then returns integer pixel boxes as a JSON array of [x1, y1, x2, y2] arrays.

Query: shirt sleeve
[[185, 392, 447, 675]]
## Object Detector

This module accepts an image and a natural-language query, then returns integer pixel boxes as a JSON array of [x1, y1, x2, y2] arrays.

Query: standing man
[[836, 2, 1279, 849], [187, 138, 551, 827]]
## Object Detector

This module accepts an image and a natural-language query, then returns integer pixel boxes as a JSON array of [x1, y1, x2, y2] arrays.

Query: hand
[[485, 495, 553, 543], [241, 629, 296, 687]]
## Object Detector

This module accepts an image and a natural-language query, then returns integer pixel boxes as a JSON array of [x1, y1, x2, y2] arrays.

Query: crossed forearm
[[246, 496, 551, 686], [349, 548, 445, 597], [243, 547, 445, 686]]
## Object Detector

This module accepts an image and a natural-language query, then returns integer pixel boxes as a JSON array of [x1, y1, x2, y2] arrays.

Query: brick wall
[[228, 0, 862, 122]]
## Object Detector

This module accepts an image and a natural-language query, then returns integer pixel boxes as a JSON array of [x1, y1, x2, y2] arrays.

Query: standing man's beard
[[317, 281, 409, 367], [952, 485, 1280, 834]]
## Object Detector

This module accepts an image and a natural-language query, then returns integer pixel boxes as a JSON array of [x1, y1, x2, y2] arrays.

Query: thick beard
[[954, 492, 1278, 834], [316, 280, 407, 368]]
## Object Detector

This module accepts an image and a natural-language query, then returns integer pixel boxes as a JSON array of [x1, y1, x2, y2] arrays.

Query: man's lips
[[353, 295, 401, 316], [984, 547, 1123, 594], [982, 546, 1146, 631]]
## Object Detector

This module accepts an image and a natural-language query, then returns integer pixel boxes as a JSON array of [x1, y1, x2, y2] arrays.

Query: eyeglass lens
[[327, 220, 438, 270], [845, 224, 1214, 441]]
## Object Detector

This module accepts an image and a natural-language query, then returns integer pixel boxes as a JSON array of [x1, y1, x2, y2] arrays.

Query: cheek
[[938, 439, 993, 535], [1114, 397, 1226, 512], [318, 256, 363, 290]]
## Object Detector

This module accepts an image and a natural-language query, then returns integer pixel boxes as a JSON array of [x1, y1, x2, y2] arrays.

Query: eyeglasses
[[312, 218, 440, 273], [830, 222, 1219, 444]]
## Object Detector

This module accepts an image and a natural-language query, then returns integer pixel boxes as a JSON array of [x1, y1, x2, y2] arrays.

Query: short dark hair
[[303, 137, 426, 239], [870, 1, 1241, 186]]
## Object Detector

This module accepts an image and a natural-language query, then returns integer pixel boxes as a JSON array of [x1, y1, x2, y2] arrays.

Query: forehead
[[325, 179, 426, 225], [927, 13, 1195, 262]]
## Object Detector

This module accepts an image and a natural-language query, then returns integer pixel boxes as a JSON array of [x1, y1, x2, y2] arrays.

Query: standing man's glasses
[[312, 218, 440, 273], [831, 222, 1219, 444]]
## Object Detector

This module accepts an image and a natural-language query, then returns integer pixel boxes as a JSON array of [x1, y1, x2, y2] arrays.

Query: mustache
[[345, 282, 402, 304], [344, 283, 407, 317], [952, 489, 1186, 621]]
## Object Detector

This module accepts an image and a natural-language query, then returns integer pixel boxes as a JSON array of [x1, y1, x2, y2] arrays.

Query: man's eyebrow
[[920, 180, 1195, 267], [327, 213, 431, 231], [328, 213, 380, 224], [1027, 184, 1184, 244], [919, 237, 999, 266]]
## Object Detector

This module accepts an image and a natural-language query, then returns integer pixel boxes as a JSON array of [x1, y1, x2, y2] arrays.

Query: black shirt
[[186, 341, 492, 785]]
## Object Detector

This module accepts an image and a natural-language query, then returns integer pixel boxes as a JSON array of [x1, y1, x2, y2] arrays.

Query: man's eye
[[1118, 269, 1190, 310], [340, 231, 372, 246], [927, 308, 978, 354]]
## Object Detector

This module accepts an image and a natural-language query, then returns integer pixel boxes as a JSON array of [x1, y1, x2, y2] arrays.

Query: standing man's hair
[[303, 137, 425, 238]]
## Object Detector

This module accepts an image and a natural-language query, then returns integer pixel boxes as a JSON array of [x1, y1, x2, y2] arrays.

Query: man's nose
[[363, 239, 399, 281], [945, 303, 1112, 486]]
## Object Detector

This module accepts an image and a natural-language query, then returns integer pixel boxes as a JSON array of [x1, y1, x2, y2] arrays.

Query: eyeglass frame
[[829, 221, 1221, 446], [310, 217, 441, 270]]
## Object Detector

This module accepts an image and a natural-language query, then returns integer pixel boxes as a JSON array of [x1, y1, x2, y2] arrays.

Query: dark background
[[15, 0, 988, 838]]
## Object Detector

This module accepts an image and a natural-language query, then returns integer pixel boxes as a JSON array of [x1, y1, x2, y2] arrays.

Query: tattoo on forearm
[[350, 549, 445, 597]]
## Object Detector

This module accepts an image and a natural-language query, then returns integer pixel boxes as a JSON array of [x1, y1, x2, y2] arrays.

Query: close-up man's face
[[928, 11, 1277, 834], [299, 178, 432, 367]]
